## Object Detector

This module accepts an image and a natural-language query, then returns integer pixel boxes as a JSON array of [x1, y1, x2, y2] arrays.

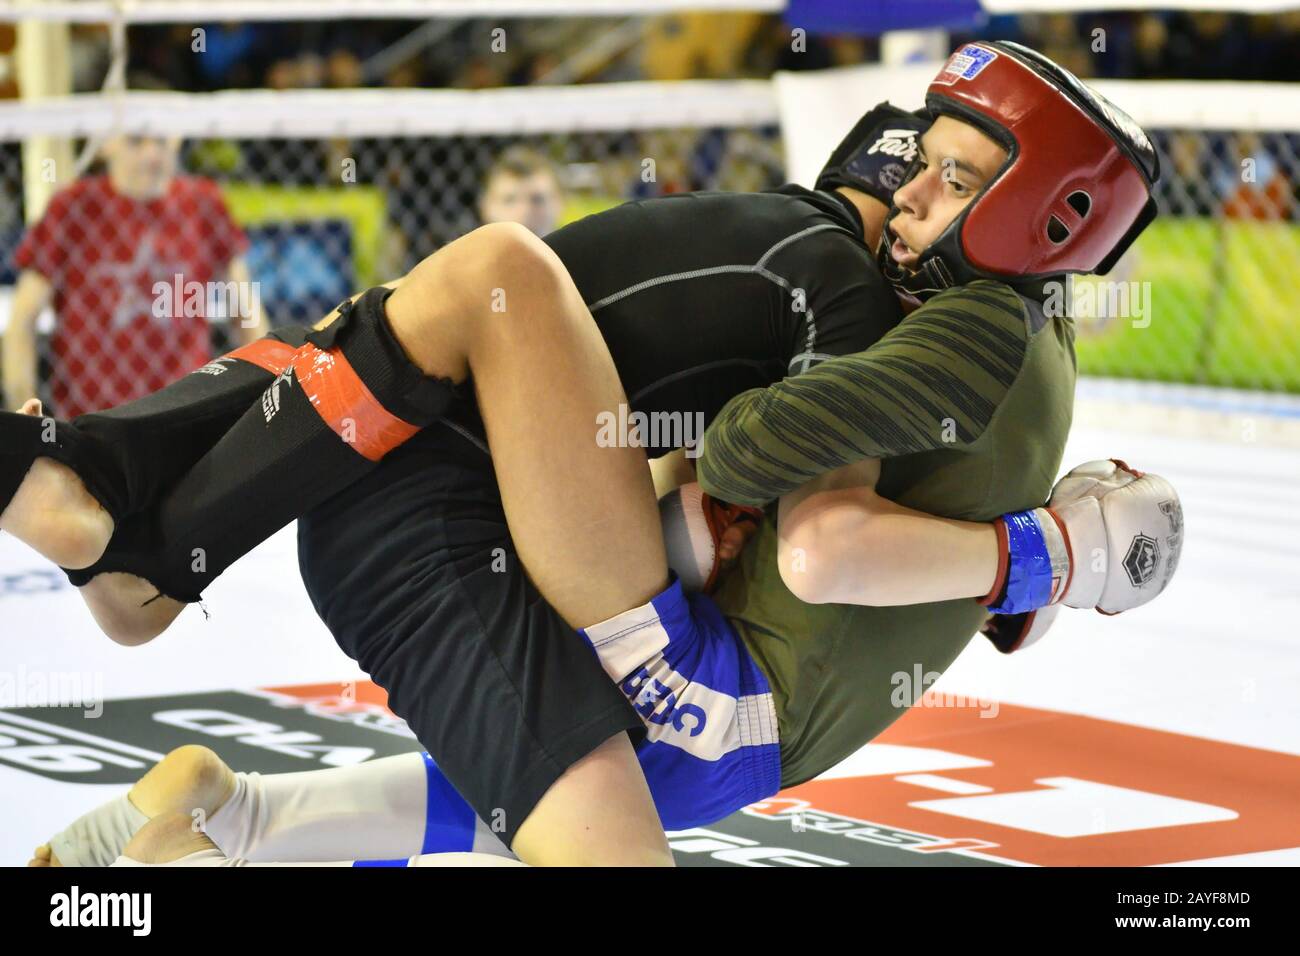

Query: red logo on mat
[[782, 696, 1300, 866]]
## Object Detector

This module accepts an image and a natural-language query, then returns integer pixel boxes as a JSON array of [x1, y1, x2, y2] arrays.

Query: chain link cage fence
[[1071, 127, 1300, 394], [0, 119, 783, 416], [0, 96, 1297, 418]]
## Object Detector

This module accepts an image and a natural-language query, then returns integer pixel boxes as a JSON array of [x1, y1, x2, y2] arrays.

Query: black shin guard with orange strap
[[0, 326, 310, 524], [69, 287, 458, 602]]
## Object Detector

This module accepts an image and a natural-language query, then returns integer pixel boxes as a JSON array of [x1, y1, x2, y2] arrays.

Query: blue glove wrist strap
[[988, 510, 1054, 615]]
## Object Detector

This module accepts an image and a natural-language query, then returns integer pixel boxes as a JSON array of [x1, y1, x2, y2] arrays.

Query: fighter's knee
[[408, 220, 540, 286], [120, 811, 213, 865], [404, 222, 567, 329], [471, 221, 568, 294], [473, 219, 546, 259], [386, 221, 575, 380]]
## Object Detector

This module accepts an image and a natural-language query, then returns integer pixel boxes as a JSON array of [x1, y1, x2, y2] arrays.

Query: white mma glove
[[982, 459, 1184, 653], [659, 482, 764, 594], [1046, 459, 1184, 612]]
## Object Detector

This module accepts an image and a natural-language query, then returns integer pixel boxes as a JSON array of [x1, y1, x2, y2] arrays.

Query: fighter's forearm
[[696, 285, 1028, 508], [776, 464, 998, 607]]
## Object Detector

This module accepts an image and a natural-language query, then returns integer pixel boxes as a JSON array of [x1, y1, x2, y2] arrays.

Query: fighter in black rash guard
[[3, 109, 927, 859], [294, 183, 908, 842]]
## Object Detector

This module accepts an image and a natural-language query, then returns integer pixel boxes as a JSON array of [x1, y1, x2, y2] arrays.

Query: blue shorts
[[359, 577, 781, 862], [578, 575, 782, 830]]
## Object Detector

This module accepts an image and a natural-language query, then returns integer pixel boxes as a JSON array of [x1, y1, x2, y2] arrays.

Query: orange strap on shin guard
[[224, 339, 299, 377], [289, 345, 421, 462]]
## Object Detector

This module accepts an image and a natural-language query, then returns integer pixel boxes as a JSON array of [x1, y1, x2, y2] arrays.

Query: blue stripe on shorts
[[580, 574, 781, 830]]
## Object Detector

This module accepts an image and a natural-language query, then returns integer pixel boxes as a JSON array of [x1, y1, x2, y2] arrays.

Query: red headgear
[[880, 41, 1160, 300]]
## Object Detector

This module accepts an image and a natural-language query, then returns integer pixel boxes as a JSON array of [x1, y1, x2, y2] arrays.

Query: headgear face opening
[[880, 41, 1161, 301]]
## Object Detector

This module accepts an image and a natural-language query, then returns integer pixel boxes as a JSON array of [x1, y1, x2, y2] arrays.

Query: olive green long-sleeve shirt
[[699, 280, 1076, 787]]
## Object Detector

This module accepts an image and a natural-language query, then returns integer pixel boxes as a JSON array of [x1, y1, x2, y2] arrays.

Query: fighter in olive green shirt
[[697, 279, 1075, 788]]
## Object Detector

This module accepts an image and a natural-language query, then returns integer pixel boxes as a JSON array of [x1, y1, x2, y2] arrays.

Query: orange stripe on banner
[[225, 339, 298, 376], [290, 346, 419, 461]]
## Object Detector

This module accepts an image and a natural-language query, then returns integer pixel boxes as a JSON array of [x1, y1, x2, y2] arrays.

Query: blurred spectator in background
[[1132, 14, 1169, 78], [642, 13, 766, 80], [4, 112, 267, 415], [193, 23, 261, 90], [1024, 13, 1092, 76], [477, 146, 566, 236], [1165, 132, 1217, 217], [1219, 133, 1296, 221], [327, 48, 364, 88], [95, 11, 1299, 92]]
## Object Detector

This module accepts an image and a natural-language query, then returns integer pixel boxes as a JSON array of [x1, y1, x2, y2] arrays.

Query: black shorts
[[296, 410, 644, 846]]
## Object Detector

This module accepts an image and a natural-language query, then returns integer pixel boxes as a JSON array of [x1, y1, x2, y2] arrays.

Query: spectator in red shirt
[[4, 133, 267, 416]]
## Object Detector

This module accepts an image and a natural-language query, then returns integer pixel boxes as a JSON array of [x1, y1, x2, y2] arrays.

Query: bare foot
[[27, 843, 62, 867], [122, 811, 219, 864], [0, 400, 114, 569]]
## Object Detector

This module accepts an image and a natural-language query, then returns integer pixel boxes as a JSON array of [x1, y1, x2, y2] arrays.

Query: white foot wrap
[[49, 793, 150, 867]]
